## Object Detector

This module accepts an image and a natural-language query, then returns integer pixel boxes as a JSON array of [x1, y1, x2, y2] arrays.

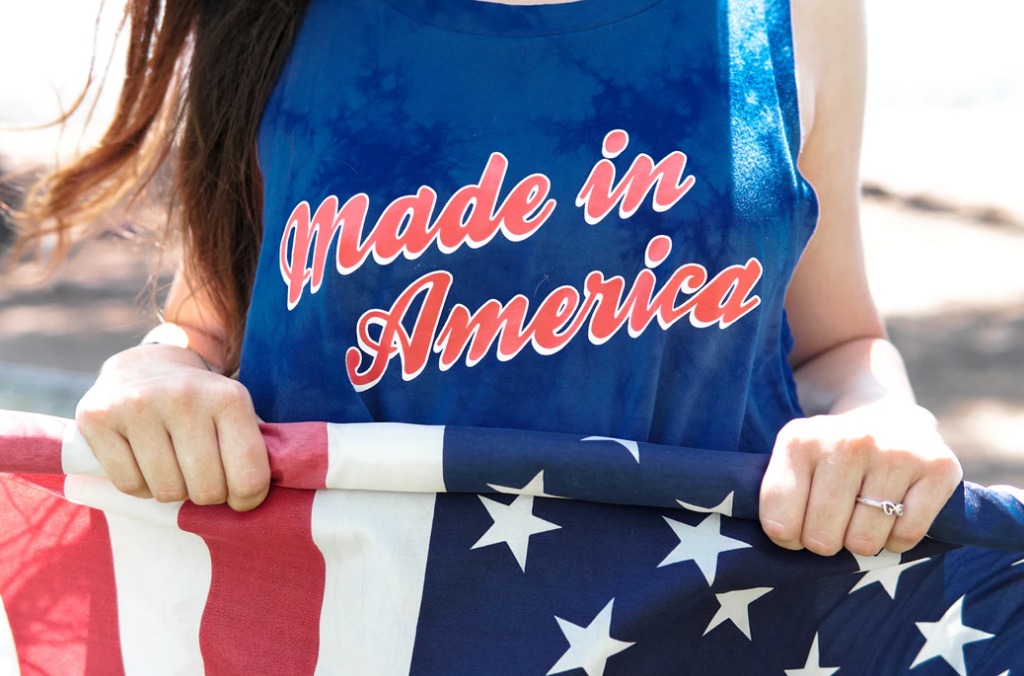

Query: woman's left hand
[[759, 401, 963, 557]]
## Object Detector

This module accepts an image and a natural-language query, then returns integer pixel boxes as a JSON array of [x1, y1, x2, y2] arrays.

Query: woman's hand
[[75, 343, 270, 511], [759, 400, 962, 557]]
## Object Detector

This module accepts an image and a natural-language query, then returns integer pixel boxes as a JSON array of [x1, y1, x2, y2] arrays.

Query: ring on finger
[[855, 496, 904, 517]]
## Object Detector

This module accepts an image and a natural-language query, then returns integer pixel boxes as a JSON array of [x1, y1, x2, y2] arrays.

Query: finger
[[169, 417, 228, 506], [800, 455, 865, 556], [82, 423, 152, 499], [760, 434, 815, 551], [215, 397, 270, 512], [124, 424, 186, 502], [844, 474, 908, 556], [885, 478, 948, 554]]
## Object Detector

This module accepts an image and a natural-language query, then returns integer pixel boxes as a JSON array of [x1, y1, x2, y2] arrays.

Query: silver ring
[[856, 497, 904, 516]]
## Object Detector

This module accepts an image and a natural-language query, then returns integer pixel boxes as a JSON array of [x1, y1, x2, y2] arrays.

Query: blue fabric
[[240, 0, 818, 457]]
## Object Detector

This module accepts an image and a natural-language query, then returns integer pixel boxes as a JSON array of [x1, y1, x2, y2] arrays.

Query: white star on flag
[[488, 471, 564, 499], [548, 599, 634, 676], [581, 436, 640, 463], [677, 491, 735, 517], [784, 633, 839, 676], [703, 587, 772, 640], [658, 512, 751, 585], [472, 493, 560, 572], [849, 551, 928, 599], [912, 595, 995, 676]]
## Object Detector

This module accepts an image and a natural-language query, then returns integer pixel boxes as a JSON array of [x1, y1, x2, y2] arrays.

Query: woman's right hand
[[75, 343, 270, 511]]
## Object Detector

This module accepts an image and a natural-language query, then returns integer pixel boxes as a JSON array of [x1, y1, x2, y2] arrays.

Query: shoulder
[[789, 0, 867, 150]]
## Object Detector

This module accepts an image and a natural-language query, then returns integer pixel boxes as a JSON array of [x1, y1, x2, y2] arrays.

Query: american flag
[[1, 409, 1022, 676]]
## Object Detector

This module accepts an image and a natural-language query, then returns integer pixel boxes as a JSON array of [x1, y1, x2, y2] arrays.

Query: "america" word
[[345, 236, 762, 391]]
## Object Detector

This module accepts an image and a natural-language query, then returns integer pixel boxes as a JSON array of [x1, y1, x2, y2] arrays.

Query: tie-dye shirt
[[239, 0, 818, 454]]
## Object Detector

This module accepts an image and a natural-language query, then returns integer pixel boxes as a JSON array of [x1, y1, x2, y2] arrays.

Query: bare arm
[[784, 0, 915, 418]]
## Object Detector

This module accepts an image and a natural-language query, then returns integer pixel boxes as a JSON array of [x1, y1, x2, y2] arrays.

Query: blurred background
[[1, 0, 1022, 483]]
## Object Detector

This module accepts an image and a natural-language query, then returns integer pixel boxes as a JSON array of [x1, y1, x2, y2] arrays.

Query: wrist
[[826, 387, 915, 417], [830, 397, 939, 430], [140, 323, 221, 374], [793, 338, 916, 416]]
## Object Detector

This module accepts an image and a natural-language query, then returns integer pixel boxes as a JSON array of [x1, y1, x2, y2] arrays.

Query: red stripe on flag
[[9, 473, 66, 497], [179, 487, 325, 676], [261, 422, 329, 490], [0, 475, 124, 676], [0, 413, 67, 475]]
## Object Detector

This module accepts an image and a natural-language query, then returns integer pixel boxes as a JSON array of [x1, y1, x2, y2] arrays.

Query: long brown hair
[[9, 0, 311, 375]]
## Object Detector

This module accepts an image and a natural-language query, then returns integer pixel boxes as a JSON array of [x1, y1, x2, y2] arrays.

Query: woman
[[12, 0, 976, 668]]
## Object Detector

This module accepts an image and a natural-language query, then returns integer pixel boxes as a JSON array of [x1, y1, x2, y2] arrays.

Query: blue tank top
[[239, 0, 818, 454]]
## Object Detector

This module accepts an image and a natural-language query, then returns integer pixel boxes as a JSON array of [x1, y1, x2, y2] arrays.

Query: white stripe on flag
[[61, 422, 105, 476], [312, 488, 436, 676], [65, 476, 211, 676], [325, 423, 446, 493], [0, 591, 20, 676]]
